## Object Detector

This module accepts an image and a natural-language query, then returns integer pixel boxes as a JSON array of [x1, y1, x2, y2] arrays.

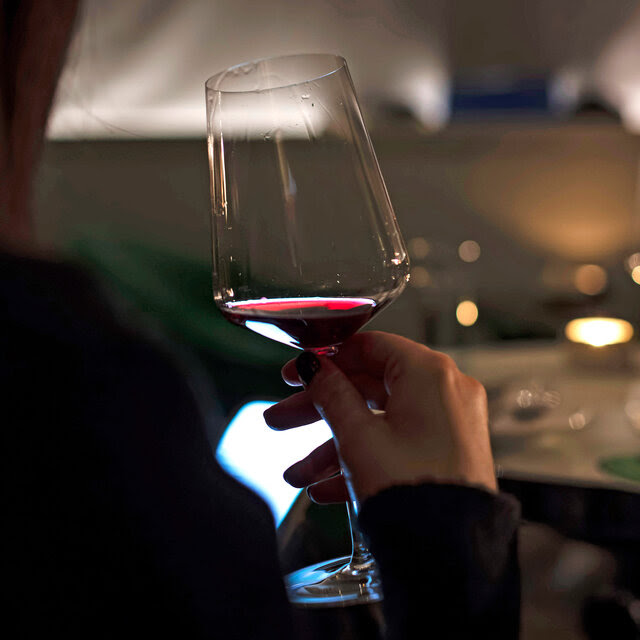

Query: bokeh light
[[626, 252, 640, 273], [408, 237, 431, 260], [410, 266, 431, 288], [458, 240, 481, 263], [573, 264, 608, 296], [456, 300, 479, 326], [565, 317, 633, 347]]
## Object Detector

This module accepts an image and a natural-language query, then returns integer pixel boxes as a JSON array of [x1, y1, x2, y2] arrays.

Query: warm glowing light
[[402, 68, 450, 130], [458, 240, 481, 263], [626, 252, 640, 273], [410, 266, 431, 288], [574, 264, 608, 296], [408, 237, 430, 260], [621, 90, 640, 134], [632, 266, 640, 285], [565, 317, 633, 347], [456, 300, 478, 327]]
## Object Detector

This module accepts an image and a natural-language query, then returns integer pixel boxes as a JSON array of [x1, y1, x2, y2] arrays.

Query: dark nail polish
[[296, 352, 321, 386]]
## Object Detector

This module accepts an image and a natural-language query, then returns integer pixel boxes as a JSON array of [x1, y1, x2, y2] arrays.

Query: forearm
[[360, 484, 521, 639]]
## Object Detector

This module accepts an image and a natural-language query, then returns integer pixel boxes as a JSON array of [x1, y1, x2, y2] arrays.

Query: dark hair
[[0, 0, 79, 245]]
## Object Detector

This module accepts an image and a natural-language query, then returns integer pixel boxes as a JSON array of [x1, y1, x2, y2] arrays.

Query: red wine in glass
[[220, 297, 384, 353]]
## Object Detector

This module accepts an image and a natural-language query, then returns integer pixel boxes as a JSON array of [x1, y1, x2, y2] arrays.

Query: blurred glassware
[[598, 381, 640, 484], [623, 159, 640, 286], [407, 235, 483, 346], [489, 377, 594, 438], [624, 382, 640, 437]]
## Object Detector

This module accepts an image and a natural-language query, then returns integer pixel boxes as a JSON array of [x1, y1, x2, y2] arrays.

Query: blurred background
[[34, 2, 640, 638], [38, 0, 640, 350]]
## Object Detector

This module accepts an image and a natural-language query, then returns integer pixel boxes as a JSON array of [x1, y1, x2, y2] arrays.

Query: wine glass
[[205, 53, 410, 607]]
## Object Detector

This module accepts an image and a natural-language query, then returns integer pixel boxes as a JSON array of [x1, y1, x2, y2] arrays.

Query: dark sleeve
[[80, 339, 296, 640], [359, 484, 521, 640], [4, 325, 294, 639]]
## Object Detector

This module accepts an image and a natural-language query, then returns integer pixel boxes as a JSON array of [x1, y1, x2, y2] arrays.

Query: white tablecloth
[[450, 342, 640, 494]]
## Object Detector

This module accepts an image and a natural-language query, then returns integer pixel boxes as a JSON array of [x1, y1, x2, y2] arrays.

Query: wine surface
[[220, 297, 377, 350]]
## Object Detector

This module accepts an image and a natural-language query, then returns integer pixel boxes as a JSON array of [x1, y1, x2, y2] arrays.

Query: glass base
[[285, 555, 384, 608]]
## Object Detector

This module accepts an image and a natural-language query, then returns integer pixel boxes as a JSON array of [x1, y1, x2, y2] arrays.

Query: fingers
[[266, 372, 388, 430], [335, 331, 425, 377], [306, 475, 349, 504], [297, 353, 376, 450], [273, 331, 497, 502], [281, 437, 348, 503], [282, 438, 340, 488], [282, 360, 304, 386], [281, 435, 347, 504], [281, 332, 417, 381], [263, 391, 320, 430], [345, 373, 388, 410]]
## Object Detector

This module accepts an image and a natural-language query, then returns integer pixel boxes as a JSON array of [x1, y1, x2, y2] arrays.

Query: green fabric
[[68, 231, 289, 365], [65, 229, 292, 412], [599, 455, 640, 483]]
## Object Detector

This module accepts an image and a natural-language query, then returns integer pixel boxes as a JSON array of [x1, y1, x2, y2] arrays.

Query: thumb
[[295, 352, 374, 450]]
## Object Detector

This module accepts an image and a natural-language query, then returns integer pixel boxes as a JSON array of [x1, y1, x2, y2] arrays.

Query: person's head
[[0, 0, 79, 250]]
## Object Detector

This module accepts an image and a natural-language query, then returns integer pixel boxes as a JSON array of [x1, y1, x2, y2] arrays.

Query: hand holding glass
[[205, 54, 409, 607]]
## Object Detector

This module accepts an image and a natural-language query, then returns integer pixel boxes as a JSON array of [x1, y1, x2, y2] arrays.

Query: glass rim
[[205, 53, 347, 94]]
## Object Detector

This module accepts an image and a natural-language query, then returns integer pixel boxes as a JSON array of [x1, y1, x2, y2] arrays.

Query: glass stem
[[346, 498, 373, 568], [325, 347, 375, 571], [341, 465, 375, 572]]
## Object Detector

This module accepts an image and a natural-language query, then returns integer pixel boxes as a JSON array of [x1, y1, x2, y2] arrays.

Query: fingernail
[[296, 352, 321, 386]]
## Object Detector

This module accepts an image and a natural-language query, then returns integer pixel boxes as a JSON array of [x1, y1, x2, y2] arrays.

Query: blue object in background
[[451, 75, 550, 116], [217, 401, 333, 527]]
